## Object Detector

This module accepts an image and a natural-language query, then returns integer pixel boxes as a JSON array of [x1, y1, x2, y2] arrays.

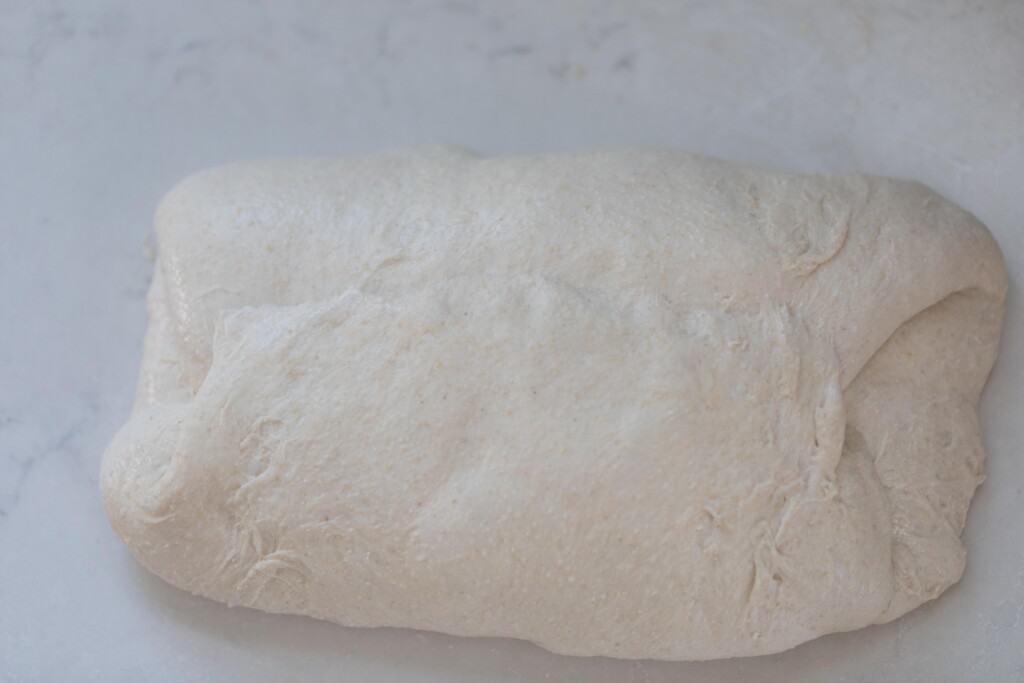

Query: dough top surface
[[102, 147, 1006, 660]]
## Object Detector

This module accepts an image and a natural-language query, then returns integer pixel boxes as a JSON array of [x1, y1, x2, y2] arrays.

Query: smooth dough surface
[[102, 147, 1006, 660]]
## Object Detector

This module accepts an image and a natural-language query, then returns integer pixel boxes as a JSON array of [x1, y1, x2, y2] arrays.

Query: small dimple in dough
[[102, 148, 1007, 660]]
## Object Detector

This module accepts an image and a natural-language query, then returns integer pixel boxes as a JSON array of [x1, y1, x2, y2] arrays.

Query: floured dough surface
[[102, 148, 1006, 660]]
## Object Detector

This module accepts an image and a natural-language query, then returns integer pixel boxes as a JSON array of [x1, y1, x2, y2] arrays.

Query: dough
[[102, 147, 1006, 660]]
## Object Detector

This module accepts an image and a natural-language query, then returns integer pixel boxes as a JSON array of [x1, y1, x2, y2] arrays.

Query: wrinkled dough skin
[[102, 148, 1006, 661]]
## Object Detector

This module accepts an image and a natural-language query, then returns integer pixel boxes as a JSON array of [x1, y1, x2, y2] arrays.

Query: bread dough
[[101, 147, 1007, 660]]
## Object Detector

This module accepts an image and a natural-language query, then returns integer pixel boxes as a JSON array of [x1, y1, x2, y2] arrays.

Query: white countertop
[[1, 1, 1022, 681]]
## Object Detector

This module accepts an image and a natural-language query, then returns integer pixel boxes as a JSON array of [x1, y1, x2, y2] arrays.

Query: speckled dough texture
[[102, 147, 1006, 661]]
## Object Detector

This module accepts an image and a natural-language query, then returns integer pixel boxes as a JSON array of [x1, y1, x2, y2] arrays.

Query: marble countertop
[[2, 1, 1022, 681]]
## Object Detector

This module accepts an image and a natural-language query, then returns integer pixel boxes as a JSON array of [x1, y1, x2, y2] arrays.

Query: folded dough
[[102, 147, 1006, 660]]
